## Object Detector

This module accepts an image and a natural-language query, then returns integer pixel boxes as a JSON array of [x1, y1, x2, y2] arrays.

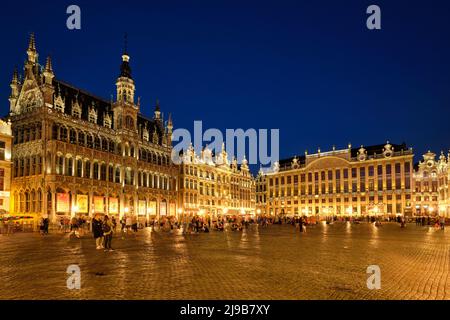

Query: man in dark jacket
[[92, 214, 104, 250]]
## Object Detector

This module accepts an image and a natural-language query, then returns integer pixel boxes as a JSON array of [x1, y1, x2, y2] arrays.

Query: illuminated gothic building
[[256, 142, 415, 217], [178, 144, 256, 217], [413, 151, 450, 217], [8, 34, 178, 223]]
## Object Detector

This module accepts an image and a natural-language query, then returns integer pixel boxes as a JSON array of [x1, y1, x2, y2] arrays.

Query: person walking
[[126, 215, 132, 233], [92, 214, 104, 250], [132, 215, 138, 233], [112, 216, 117, 232], [43, 217, 49, 235], [70, 217, 80, 238], [440, 216, 445, 230], [102, 215, 114, 252]]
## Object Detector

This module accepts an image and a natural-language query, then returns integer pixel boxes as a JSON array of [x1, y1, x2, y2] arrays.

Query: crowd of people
[[414, 216, 446, 230], [3, 213, 447, 245], [0, 219, 19, 235]]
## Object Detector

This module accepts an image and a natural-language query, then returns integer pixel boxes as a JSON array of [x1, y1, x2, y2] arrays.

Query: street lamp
[[177, 207, 184, 221], [72, 205, 79, 218]]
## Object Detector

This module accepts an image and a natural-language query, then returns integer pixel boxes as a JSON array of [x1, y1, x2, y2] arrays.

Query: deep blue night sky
[[1, 0, 450, 172]]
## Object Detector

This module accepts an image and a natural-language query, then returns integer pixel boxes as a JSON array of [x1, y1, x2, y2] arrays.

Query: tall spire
[[28, 32, 36, 51], [119, 33, 132, 78], [45, 56, 53, 72], [115, 33, 135, 105], [154, 99, 161, 120], [27, 32, 38, 63], [11, 67, 19, 84], [43, 55, 55, 86]]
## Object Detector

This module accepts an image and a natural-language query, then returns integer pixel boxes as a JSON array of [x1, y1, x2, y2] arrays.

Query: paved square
[[0, 223, 449, 300]]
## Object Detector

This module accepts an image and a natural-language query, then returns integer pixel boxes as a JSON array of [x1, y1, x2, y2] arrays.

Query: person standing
[[112, 216, 117, 232], [126, 215, 132, 233], [70, 217, 80, 238], [92, 214, 104, 250], [132, 215, 138, 233], [103, 215, 114, 252], [440, 216, 446, 230], [43, 218, 49, 235]]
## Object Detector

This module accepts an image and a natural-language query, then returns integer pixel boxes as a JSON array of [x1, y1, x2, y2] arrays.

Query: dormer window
[[104, 113, 112, 128], [89, 107, 97, 124], [143, 127, 149, 141], [72, 101, 81, 119], [152, 128, 159, 144], [54, 94, 65, 113]]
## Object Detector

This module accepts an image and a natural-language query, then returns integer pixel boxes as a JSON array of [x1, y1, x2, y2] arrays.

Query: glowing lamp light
[[124, 207, 130, 214]]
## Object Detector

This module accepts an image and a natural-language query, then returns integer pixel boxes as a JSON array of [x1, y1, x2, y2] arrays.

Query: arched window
[[76, 159, 83, 177], [115, 167, 121, 184], [93, 162, 99, 179], [100, 163, 107, 181], [25, 191, 30, 213], [37, 190, 42, 213], [78, 132, 85, 146], [52, 124, 59, 140], [108, 165, 114, 182], [86, 134, 93, 148], [31, 190, 36, 213], [60, 126, 68, 141], [109, 140, 115, 153], [56, 155, 64, 175], [19, 192, 25, 212], [66, 157, 73, 176], [85, 160, 91, 179], [69, 129, 77, 144], [94, 136, 101, 150], [101, 137, 108, 152]]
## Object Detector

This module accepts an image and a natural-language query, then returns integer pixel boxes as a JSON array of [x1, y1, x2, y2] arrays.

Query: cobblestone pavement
[[0, 222, 449, 300]]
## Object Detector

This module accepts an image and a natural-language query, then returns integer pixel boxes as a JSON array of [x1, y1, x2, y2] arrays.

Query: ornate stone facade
[[256, 143, 415, 217], [8, 34, 177, 223], [413, 151, 450, 217], [178, 144, 256, 217]]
